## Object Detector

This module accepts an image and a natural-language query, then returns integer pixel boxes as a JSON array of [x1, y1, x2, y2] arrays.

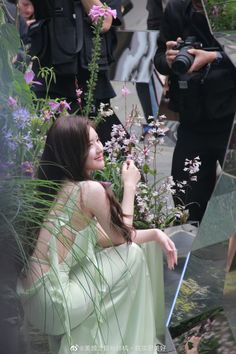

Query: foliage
[[204, 0, 236, 31], [82, 16, 104, 117], [95, 115, 200, 229], [0, 3, 199, 244], [0, 3, 117, 266], [172, 278, 210, 323], [172, 307, 236, 353]]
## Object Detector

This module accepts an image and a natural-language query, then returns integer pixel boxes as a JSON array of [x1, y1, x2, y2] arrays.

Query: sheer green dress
[[18, 183, 164, 354]]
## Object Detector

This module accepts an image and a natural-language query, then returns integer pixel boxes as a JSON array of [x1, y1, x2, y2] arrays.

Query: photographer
[[154, 0, 236, 223]]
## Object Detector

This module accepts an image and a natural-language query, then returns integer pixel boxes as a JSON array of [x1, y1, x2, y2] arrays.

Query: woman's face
[[18, 0, 34, 20], [84, 127, 104, 174]]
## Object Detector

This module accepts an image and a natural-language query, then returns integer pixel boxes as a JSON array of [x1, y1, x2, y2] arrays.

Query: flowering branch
[[82, 4, 117, 116]]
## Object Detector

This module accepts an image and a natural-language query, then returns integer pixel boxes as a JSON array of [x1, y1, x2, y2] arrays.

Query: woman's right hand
[[155, 229, 178, 270], [121, 160, 141, 189]]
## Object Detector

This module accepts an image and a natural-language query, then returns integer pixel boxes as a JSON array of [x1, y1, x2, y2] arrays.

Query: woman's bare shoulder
[[59, 181, 106, 212], [81, 180, 105, 193]]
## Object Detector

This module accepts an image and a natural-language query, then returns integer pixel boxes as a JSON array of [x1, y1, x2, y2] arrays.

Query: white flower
[[183, 156, 201, 176]]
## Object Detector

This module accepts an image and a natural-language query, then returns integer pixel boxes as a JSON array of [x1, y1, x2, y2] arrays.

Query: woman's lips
[[95, 155, 104, 161]]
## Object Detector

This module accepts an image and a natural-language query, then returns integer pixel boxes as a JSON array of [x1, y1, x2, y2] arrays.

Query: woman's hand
[[121, 160, 141, 190], [155, 229, 177, 270]]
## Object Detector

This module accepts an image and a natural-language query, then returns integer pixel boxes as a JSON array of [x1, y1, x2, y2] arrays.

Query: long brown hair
[[37, 115, 132, 243]]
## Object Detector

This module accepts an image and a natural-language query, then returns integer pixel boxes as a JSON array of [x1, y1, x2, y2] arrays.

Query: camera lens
[[172, 46, 195, 75]]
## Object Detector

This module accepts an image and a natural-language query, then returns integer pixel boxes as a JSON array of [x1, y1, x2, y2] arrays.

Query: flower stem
[[82, 17, 104, 117]]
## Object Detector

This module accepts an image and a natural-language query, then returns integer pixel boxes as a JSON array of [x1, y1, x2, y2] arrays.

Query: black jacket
[[146, 0, 163, 30], [29, 0, 122, 100], [154, 0, 236, 130]]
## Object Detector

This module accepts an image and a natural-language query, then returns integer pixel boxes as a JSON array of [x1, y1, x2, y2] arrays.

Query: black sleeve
[[30, 0, 51, 19], [153, 3, 174, 75], [146, 0, 163, 30], [154, 0, 186, 75]]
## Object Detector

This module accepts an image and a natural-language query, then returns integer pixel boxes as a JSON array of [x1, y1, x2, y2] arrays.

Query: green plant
[[204, 0, 236, 31], [95, 116, 199, 229]]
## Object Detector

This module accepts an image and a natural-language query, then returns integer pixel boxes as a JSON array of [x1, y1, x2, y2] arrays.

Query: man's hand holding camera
[[166, 38, 182, 68], [187, 48, 217, 72], [166, 37, 218, 74]]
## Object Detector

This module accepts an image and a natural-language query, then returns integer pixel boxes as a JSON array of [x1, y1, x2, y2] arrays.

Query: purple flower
[[22, 133, 33, 150], [8, 96, 17, 108], [76, 88, 83, 105], [48, 100, 71, 112], [89, 5, 117, 23], [58, 100, 71, 112], [41, 109, 53, 122], [24, 70, 42, 86], [12, 107, 31, 129], [3, 130, 17, 151], [21, 161, 34, 177], [48, 101, 60, 111]]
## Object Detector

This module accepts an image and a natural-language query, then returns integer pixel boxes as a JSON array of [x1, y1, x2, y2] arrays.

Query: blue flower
[[23, 133, 33, 150], [12, 107, 31, 129], [3, 130, 17, 151]]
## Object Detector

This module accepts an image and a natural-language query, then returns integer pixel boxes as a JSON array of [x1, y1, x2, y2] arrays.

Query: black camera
[[172, 36, 203, 75]]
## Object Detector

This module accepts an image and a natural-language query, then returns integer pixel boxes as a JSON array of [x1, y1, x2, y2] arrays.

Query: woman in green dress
[[18, 115, 177, 354]]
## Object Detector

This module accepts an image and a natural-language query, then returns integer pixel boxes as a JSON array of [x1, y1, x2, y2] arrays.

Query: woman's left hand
[[155, 229, 178, 270]]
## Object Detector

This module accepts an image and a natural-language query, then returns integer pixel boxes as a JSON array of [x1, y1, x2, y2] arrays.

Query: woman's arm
[[133, 229, 177, 270], [81, 180, 177, 269], [82, 180, 127, 246], [121, 160, 141, 227]]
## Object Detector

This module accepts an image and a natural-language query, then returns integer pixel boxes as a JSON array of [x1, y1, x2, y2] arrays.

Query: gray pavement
[[122, 0, 148, 31]]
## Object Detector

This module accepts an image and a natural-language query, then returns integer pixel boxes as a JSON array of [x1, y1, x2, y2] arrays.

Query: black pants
[[171, 119, 234, 223]]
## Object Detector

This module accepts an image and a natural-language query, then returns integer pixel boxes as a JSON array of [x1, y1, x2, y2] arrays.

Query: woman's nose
[[96, 141, 103, 152]]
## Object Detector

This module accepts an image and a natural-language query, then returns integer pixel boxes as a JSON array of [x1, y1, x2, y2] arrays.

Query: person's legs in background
[[171, 127, 231, 223]]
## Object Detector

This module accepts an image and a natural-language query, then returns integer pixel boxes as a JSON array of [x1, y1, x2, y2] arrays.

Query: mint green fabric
[[18, 184, 165, 354]]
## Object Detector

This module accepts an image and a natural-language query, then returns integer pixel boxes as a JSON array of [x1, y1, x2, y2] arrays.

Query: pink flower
[[24, 70, 42, 86], [89, 5, 117, 23], [49, 100, 71, 112], [76, 88, 83, 104], [59, 100, 71, 112], [121, 86, 130, 97], [48, 101, 60, 111], [8, 96, 17, 108]]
